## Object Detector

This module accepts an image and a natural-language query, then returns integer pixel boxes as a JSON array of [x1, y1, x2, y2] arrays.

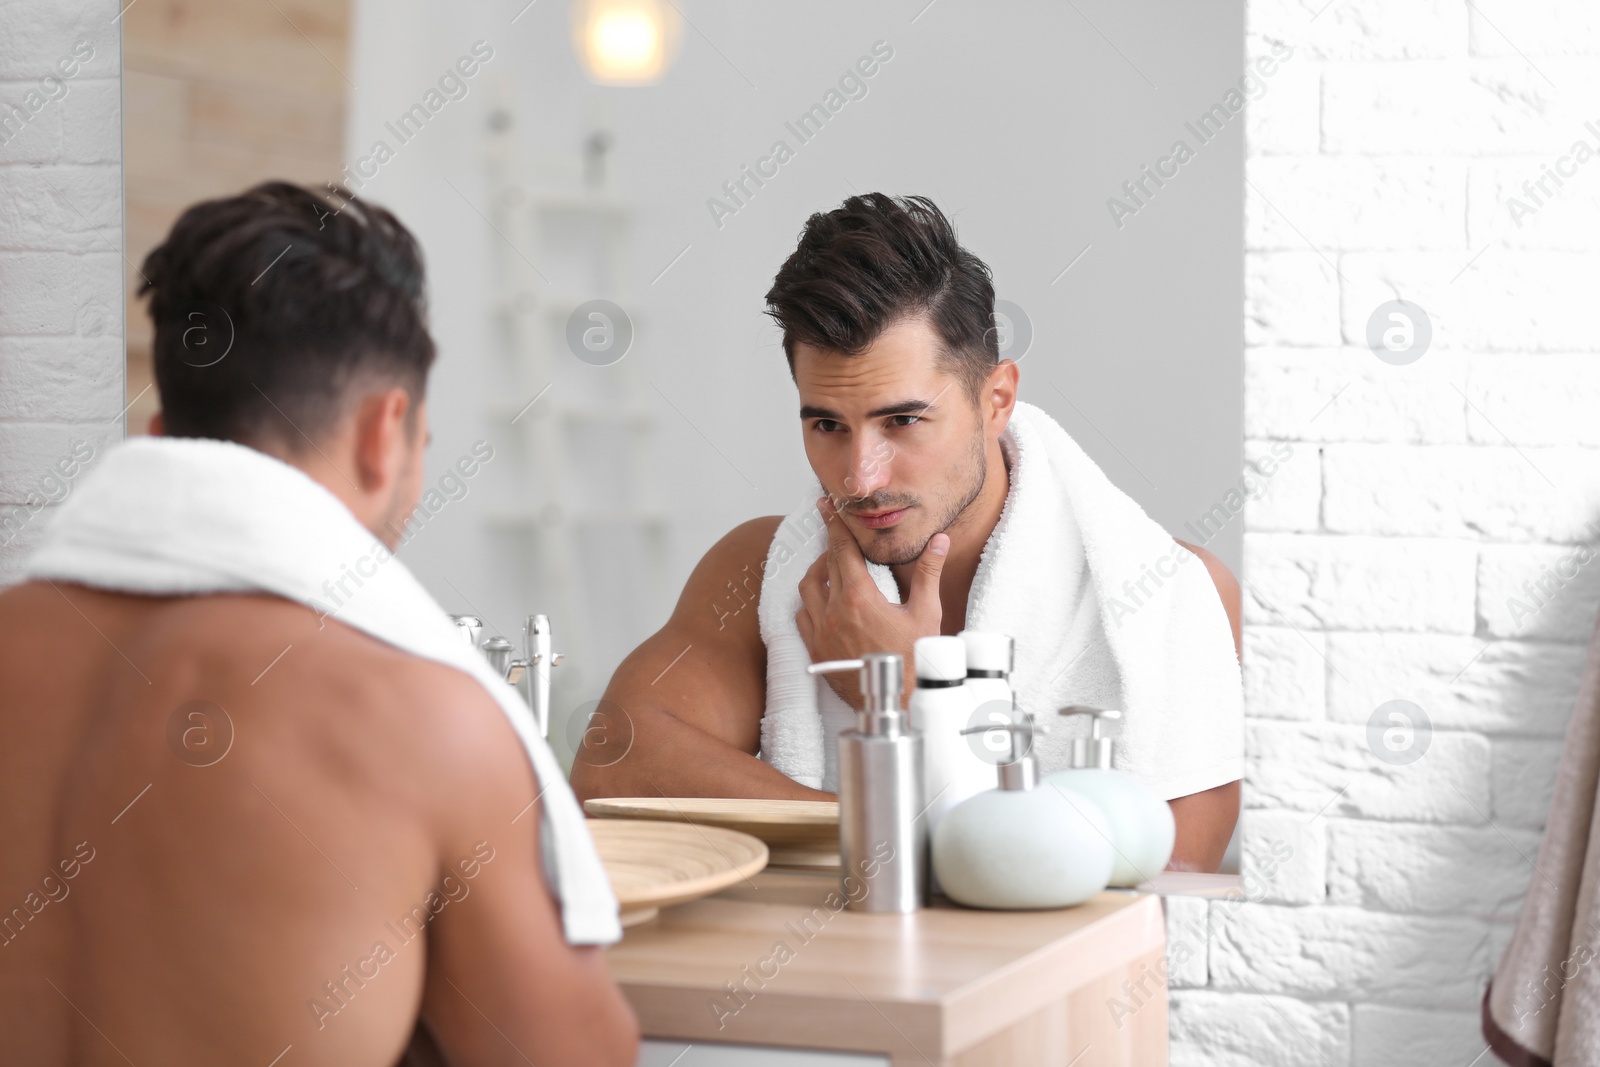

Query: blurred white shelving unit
[[479, 91, 667, 754]]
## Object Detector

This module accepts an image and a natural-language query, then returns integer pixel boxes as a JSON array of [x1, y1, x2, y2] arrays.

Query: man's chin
[[860, 529, 929, 568]]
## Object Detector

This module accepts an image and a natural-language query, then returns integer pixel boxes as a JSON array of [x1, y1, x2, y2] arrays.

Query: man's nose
[[844, 437, 892, 498]]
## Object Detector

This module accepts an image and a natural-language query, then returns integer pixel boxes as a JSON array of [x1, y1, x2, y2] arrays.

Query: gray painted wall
[[344, 0, 1245, 745]]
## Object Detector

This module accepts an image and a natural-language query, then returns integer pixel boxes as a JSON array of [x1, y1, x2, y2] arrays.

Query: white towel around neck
[[757, 399, 1243, 799], [26, 436, 621, 946]]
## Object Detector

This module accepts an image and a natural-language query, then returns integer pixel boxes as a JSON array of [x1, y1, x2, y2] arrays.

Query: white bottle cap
[[959, 630, 1013, 673], [913, 636, 966, 682]]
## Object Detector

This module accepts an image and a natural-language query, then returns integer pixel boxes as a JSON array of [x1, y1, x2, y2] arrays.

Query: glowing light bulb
[[571, 0, 680, 86]]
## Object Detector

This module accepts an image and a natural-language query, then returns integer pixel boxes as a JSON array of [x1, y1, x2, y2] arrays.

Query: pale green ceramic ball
[[931, 785, 1114, 909], [1042, 769, 1175, 887]]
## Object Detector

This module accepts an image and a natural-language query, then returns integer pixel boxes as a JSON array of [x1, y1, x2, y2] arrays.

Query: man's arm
[[1165, 538, 1242, 871], [417, 670, 639, 1066], [1173, 538, 1241, 662], [1167, 780, 1240, 872], [570, 517, 832, 804]]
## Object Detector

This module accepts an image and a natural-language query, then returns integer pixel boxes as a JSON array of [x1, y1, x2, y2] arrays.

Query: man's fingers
[[819, 496, 849, 589], [908, 532, 950, 609], [797, 554, 828, 621], [793, 604, 814, 651], [819, 495, 872, 588]]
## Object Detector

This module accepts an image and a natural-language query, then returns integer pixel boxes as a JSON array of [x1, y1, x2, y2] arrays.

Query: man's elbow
[[568, 713, 657, 804], [568, 756, 610, 805], [567, 703, 650, 804], [610, 1001, 641, 1065]]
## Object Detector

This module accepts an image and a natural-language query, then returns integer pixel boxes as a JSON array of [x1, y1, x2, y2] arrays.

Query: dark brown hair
[[764, 193, 998, 398], [140, 181, 436, 447]]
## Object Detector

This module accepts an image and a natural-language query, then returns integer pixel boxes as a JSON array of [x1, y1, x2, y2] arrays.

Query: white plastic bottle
[[958, 630, 1018, 768], [911, 636, 994, 836]]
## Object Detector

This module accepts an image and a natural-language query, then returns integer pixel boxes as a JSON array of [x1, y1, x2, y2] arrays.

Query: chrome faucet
[[448, 612, 563, 740]]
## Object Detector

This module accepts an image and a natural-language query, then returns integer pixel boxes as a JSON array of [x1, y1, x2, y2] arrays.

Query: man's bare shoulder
[[665, 515, 785, 629], [109, 591, 531, 821], [136, 592, 484, 707], [0, 585, 534, 824], [1172, 538, 1242, 661], [593, 516, 785, 755], [571, 514, 801, 799], [709, 515, 786, 571]]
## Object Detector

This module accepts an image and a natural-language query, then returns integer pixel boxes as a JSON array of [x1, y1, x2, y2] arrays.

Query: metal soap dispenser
[[807, 652, 927, 913]]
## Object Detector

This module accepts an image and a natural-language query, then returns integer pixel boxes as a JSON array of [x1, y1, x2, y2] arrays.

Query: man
[[0, 183, 637, 1065], [574, 193, 1241, 872]]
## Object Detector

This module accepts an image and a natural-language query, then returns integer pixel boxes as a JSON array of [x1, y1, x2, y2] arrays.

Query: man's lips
[[852, 506, 910, 529]]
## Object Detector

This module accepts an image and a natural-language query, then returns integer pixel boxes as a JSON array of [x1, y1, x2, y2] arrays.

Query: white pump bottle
[[1043, 706, 1175, 888], [910, 636, 994, 836], [932, 712, 1115, 909], [957, 630, 1019, 769]]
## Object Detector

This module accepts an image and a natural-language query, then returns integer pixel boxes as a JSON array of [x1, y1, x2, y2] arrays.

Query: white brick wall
[[1175, 1, 1600, 1061], [0, 0, 124, 586]]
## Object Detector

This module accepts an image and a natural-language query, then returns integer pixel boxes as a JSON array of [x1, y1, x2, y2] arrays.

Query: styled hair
[[764, 193, 998, 398], [140, 181, 436, 446]]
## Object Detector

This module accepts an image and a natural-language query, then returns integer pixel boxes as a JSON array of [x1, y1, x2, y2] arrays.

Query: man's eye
[[890, 415, 921, 428], [814, 420, 843, 433]]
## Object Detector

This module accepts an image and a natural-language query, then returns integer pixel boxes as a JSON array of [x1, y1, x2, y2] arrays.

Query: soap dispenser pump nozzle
[[808, 653, 906, 736], [961, 711, 1045, 791], [1059, 705, 1122, 769]]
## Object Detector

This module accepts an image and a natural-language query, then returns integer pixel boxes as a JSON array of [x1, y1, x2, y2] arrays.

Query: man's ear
[[352, 386, 413, 492], [984, 359, 1020, 437], [147, 411, 165, 436]]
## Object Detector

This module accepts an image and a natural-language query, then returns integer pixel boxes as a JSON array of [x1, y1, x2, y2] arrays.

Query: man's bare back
[[0, 581, 635, 1066]]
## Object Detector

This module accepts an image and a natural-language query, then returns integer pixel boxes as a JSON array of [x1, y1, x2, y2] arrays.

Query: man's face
[[794, 316, 989, 567]]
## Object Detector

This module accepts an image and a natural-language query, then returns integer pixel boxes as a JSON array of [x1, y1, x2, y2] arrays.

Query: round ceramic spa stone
[[1042, 768, 1175, 888], [931, 785, 1114, 910]]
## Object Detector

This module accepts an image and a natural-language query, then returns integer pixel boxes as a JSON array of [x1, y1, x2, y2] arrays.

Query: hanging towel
[[1484, 605, 1600, 1066], [26, 436, 621, 946], [756, 399, 1243, 798]]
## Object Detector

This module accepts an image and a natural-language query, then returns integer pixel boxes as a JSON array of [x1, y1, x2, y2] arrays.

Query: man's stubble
[[861, 428, 989, 568]]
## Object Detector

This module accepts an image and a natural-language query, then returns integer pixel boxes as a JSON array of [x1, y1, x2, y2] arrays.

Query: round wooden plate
[[584, 797, 840, 869], [587, 818, 769, 927]]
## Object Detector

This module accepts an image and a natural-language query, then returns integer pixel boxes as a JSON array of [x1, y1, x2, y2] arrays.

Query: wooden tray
[[584, 797, 840, 869], [587, 818, 769, 926]]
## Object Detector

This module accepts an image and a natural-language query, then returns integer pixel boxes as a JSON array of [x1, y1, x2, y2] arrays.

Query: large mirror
[[122, 0, 1246, 775]]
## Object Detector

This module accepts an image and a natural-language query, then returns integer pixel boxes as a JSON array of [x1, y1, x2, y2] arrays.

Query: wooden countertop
[[606, 869, 1169, 1066]]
